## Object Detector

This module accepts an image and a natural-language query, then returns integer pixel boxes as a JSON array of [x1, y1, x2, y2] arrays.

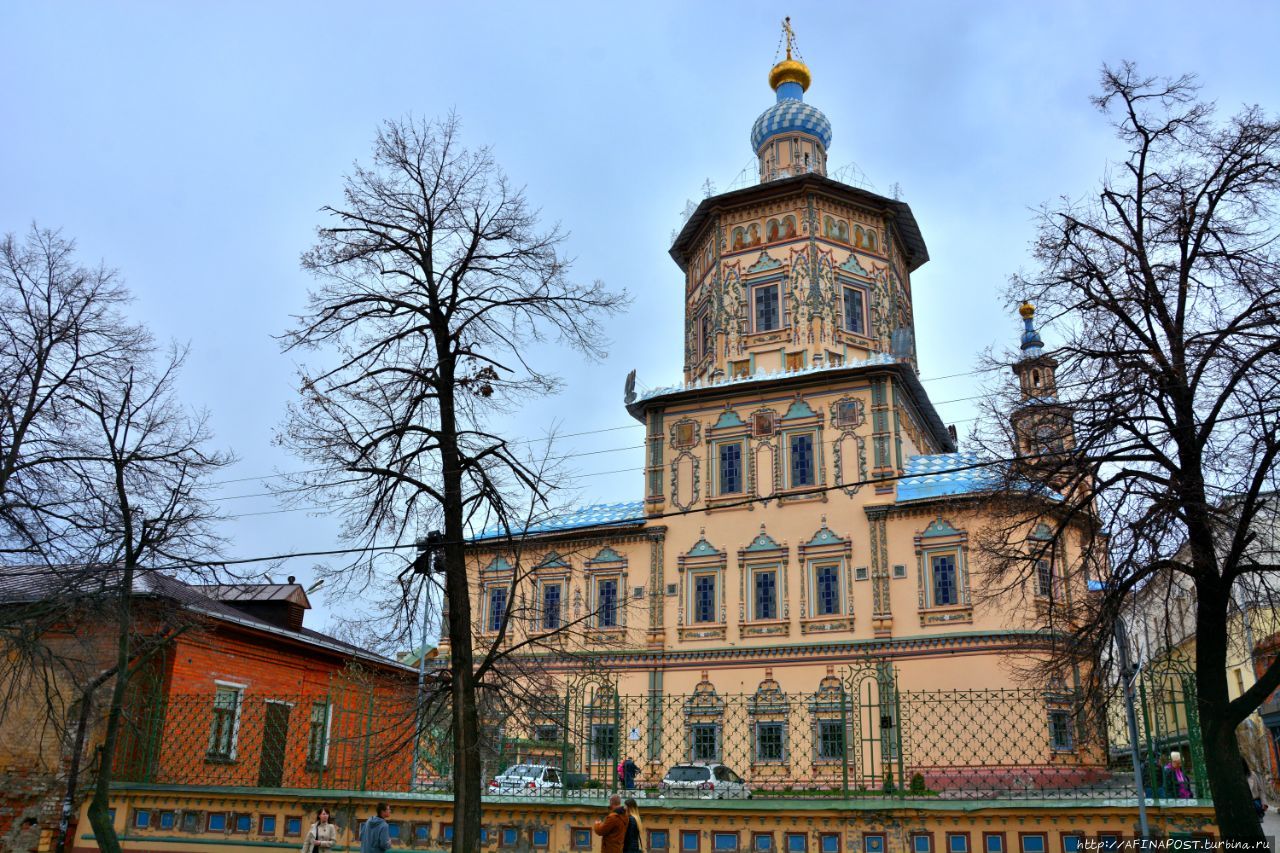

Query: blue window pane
[[236, 815, 252, 832], [720, 443, 743, 494], [650, 830, 670, 850], [790, 434, 814, 487], [843, 287, 865, 334], [821, 837, 840, 853], [533, 829, 550, 846], [865, 837, 884, 853], [543, 584, 561, 629], [684, 831, 702, 852], [134, 811, 151, 829], [1022, 837, 1045, 853], [948, 835, 968, 853], [160, 812, 176, 830], [932, 555, 957, 606], [755, 284, 780, 331], [489, 588, 508, 631], [756, 836, 774, 852], [598, 579, 618, 627], [1062, 838, 1080, 853], [816, 566, 840, 616], [755, 570, 777, 620], [208, 814, 226, 832], [788, 836, 809, 853], [416, 824, 431, 841], [914, 837, 932, 853], [985, 836, 1003, 853], [481, 828, 491, 844], [695, 575, 716, 623], [503, 827, 519, 845], [286, 818, 302, 836], [388, 823, 401, 839], [714, 833, 740, 851], [444, 825, 455, 841]]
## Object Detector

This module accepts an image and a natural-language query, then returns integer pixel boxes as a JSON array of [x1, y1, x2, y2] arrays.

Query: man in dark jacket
[[359, 803, 392, 853], [592, 795, 627, 853], [620, 756, 640, 790]]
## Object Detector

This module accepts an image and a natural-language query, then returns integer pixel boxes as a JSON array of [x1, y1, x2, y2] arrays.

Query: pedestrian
[[302, 806, 337, 853], [5, 817, 39, 853], [620, 755, 640, 791], [623, 797, 644, 853], [592, 793, 628, 853], [1245, 758, 1268, 819], [359, 802, 392, 853], [1162, 751, 1192, 799]]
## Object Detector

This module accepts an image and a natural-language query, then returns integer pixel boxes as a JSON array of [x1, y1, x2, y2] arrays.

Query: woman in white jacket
[[302, 807, 337, 853]]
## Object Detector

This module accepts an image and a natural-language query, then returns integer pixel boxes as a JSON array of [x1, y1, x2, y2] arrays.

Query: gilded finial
[[1019, 301, 1035, 320], [769, 17, 811, 92]]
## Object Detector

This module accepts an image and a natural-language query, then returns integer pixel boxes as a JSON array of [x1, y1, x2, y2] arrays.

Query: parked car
[[488, 764, 563, 795], [659, 763, 752, 799]]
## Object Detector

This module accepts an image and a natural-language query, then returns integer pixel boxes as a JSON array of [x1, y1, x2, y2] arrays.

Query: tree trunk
[[85, 562, 132, 853], [1195, 578, 1263, 838], [437, 371, 482, 853], [55, 693, 94, 853]]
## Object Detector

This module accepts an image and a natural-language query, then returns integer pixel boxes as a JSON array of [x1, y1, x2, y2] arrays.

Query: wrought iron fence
[[114, 663, 1208, 802]]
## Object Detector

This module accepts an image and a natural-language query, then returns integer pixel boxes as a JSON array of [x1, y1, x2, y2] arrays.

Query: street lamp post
[[409, 531, 443, 790], [1114, 618, 1150, 839]]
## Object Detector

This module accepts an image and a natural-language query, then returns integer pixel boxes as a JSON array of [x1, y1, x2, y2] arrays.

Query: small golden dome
[[1019, 301, 1036, 320], [769, 58, 811, 92]]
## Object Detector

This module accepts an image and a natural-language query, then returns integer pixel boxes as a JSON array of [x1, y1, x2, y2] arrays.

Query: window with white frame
[[692, 573, 718, 623], [208, 684, 243, 760], [754, 721, 785, 762], [815, 719, 845, 761], [930, 553, 959, 606], [812, 563, 842, 616], [541, 581, 563, 630], [595, 577, 619, 628], [1049, 710, 1074, 751], [754, 282, 781, 332], [753, 568, 778, 620], [487, 586, 508, 632], [690, 723, 721, 761], [1034, 559, 1054, 598], [842, 285, 866, 335], [788, 432, 816, 488], [306, 701, 330, 768], [718, 441, 744, 495]]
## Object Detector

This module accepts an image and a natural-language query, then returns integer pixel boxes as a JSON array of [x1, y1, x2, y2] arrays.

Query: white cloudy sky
[[4, 1, 1277, 632]]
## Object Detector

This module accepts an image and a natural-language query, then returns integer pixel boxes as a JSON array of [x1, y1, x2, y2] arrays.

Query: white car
[[487, 764, 563, 795], [659, 763, 752, 799]]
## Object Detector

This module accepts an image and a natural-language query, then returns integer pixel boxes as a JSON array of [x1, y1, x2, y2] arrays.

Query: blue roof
[[896, 452, 1003, 502], [474, 501, 644, 541], [751, 98, 832, 151]]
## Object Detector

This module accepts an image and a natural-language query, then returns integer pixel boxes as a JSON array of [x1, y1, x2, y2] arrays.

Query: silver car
[[487, 764, 563, 795], [659, 763, 752, 799]]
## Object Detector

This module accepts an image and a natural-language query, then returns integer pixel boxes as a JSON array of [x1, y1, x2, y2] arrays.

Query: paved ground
[[1265, 804, 1280, 834]]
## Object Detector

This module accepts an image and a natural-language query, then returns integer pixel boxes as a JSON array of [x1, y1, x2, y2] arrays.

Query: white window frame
[[307, 700, 332, 768], [210, 681, 246, 761], [751, 566, 780, 621], [592, 575, 622, 629], [841, 284, 868, 335], [809, 560, 844, 617]]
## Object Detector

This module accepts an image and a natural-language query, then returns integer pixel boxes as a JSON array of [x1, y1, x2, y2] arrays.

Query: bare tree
[[70, 349, 229, 853], [973, 63, 1280, 836], [0, 228, 229, 852], [278, 113, 627, 850]]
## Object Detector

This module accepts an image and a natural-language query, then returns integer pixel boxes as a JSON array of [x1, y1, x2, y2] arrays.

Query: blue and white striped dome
[[751, 92, 832, 152]]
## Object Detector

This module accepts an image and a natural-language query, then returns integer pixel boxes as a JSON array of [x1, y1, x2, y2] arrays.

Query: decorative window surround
[[585, 546, 627, 640], [914, 517, 973, 627], [707, 408, 751, 508], [778, 397, 827, 504], [737, 525, 791, 639], [677, 531, 728, 641], [797, 519, 853, 634]]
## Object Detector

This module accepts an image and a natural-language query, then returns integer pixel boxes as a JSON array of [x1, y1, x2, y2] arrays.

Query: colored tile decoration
[[896, 452, 1000, 502], [751, 99, 833, 150], [638, 354, 898, 403], [473, 500, 644, 540]]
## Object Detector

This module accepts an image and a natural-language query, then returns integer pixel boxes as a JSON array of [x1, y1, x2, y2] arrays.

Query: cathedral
[[461, 23, 1092, 792]]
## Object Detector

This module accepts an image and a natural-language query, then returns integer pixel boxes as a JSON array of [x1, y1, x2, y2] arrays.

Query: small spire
[[769, 18, 811, 94], [1019, 301, 1044, 355], [783, 16, 795, 60]]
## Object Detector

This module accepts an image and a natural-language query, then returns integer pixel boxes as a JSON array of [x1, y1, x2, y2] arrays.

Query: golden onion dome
[[769, 58, 811, 92], [1019, 301, 1036, 320]]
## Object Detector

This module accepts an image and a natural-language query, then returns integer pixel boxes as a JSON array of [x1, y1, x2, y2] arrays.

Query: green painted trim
[[80, 834, 360, 850]]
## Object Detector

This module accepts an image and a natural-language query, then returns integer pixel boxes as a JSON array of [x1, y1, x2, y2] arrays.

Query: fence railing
[[114, 673, 1208, 802]]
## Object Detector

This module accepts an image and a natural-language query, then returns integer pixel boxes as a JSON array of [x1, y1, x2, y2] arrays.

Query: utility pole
[[409, 530, 443, 789], [1115, 618, 1150, 840]]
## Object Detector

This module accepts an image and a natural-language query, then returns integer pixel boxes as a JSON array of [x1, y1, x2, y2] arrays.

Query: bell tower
[[1010, 302, 1073, 460]]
